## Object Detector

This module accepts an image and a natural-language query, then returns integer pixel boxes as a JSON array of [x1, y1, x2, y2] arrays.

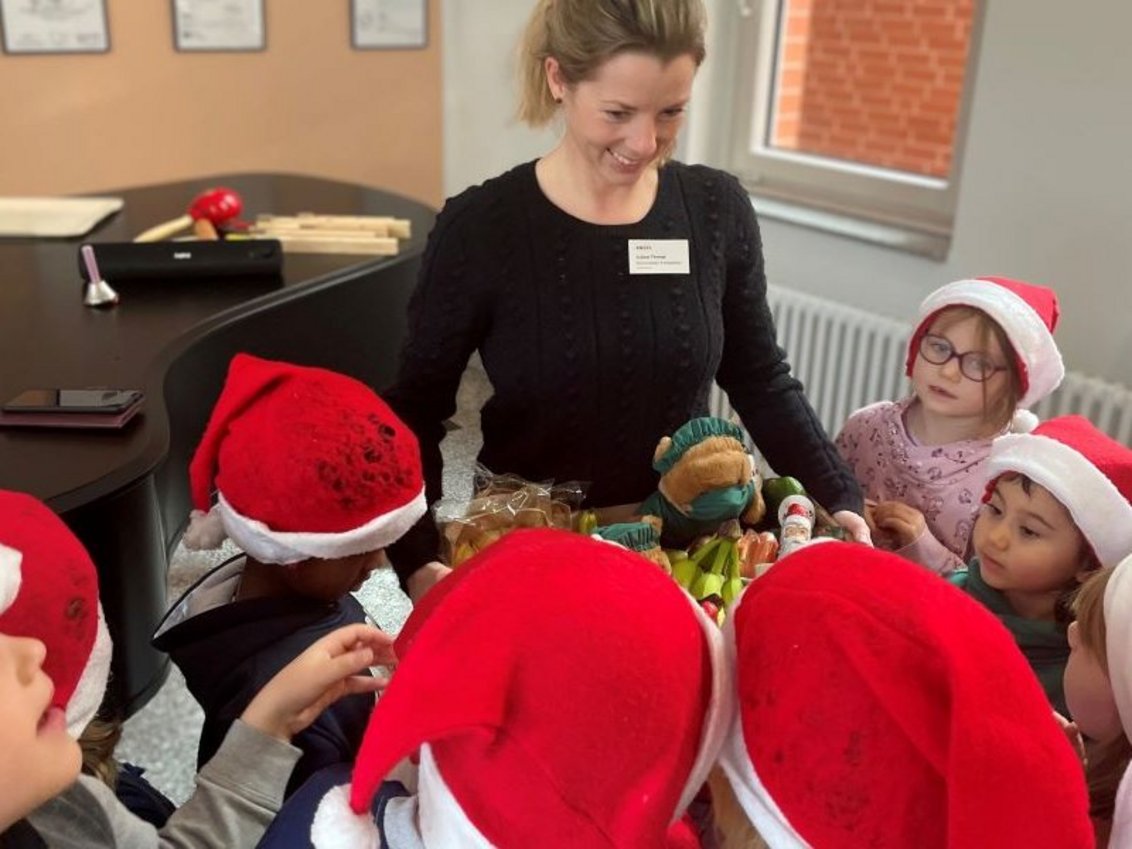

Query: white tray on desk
[[0, 196, 123, 238]]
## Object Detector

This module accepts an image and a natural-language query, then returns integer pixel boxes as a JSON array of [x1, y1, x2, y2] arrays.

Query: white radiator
[[710, 285, 1132, 445]]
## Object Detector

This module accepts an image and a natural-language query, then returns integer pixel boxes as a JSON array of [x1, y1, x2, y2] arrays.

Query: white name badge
[[628, 239, 690, 275]]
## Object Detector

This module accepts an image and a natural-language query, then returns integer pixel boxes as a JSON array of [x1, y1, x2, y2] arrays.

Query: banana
[[671, 554, 699, 591], [722, 539, 742, 580], [721, 575, 744, 606], [690, 536, 723, 570], [692, 570, 725, 601]]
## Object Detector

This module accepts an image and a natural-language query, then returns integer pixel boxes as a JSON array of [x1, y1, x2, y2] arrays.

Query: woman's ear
[[545, 56, 566, 102]]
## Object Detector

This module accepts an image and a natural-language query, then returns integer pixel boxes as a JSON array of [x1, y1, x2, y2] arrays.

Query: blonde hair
[[927, 305, 1023, 431], [1072, 567, 1132, 821], [517, 0, 707, 127], [707, 766, 770, 849], [79, 717, 122, 790]]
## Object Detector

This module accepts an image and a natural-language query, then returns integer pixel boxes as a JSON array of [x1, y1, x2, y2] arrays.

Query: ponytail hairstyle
[[517, 0, 707, 127]]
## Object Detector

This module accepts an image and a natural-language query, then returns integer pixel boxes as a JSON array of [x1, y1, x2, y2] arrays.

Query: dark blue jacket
[[255, 764, 414, 849], [152, 556, 374, 797]]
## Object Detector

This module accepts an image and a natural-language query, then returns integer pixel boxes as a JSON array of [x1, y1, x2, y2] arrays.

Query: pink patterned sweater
[[834, 398, 1003, 574]]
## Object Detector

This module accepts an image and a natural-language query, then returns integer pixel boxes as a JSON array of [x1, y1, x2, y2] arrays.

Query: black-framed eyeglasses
[[918, 334, 1007, 382]]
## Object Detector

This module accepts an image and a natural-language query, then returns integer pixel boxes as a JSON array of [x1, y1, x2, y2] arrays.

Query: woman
[[385, 0, 869, 602]]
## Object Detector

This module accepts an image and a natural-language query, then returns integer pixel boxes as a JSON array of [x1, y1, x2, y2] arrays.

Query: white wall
[[443, 0, 1132, 386]]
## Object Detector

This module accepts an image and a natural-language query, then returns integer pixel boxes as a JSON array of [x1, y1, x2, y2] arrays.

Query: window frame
[[724, 0, 987, 260]]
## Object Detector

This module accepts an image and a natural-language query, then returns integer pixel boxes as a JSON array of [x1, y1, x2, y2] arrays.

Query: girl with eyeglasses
[[834, 277, 1064, 574]]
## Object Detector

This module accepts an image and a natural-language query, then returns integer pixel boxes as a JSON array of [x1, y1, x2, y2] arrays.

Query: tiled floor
[[118, 359, 490, 803]]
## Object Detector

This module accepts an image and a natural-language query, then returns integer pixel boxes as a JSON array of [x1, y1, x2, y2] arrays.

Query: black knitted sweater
[[384, 160, 862, 581]]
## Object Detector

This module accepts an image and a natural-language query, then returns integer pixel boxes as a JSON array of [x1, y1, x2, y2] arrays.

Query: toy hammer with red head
[[133, 186, 243, 242]]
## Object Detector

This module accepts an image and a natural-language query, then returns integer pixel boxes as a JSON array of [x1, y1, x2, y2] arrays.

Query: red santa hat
[[184, 353, 426, 563], [309, 528, 731, 849], [0, 490, 113, 737], [718, 542, 1093, 849], [905, 276, 1064, 411], [985, 415, 1132, 569]]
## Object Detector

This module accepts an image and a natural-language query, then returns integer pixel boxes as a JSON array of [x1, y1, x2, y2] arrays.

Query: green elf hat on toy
[[652, 417, 749, 476], [183, 353, 426, 564], [309, 529, 733, 849], [719, 542, 1093, 849], [593, 521, 662, 552], [0, 490, 113, 738]]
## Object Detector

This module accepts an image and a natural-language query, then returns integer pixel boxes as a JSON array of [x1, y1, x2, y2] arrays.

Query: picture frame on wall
[[172, 0, 265, 52], [0, 0, 110, 55], [351, 0, 427, 50]]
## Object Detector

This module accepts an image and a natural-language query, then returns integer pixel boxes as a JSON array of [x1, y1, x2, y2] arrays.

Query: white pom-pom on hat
[[311, 784, 380, 849], [181, 507, 228, 551]]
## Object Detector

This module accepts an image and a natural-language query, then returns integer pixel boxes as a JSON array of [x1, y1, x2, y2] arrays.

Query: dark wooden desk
[[0, 173, 433, 717]]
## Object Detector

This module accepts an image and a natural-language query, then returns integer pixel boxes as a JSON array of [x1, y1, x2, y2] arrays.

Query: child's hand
[[242, 624, 394, 743], [1052, 710, 1087, 767], [832, 510, 873, 546], [870, 501, 926, 549]]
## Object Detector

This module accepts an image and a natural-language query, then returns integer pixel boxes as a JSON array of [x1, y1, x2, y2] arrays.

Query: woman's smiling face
[[547, 50, 696, 188]]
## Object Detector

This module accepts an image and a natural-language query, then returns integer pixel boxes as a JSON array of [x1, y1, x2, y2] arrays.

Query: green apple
[[761, 476, 806, 517]]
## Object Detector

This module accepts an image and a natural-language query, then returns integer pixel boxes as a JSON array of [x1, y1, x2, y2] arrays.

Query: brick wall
[[771, 0, 974, 178]]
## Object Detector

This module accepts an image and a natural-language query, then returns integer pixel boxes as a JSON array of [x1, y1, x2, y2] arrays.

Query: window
[[725, 0, 984, 259]]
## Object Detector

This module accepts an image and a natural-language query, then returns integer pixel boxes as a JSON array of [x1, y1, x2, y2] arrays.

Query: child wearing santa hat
[[253, 527, 731, 849], [1061, 562, 1132, 847], [948, 414, 1132, 716], [0, 488, 391, 847], [152, 353, 427, 797], [836, 276, 1064, 574], [713, 540, 1094, 849]]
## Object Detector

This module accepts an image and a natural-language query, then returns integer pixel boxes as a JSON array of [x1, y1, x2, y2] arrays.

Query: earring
[[553, 95, 562, 104]]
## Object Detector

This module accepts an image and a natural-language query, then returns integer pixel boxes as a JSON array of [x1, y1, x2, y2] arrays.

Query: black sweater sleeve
[[713, 176, 863, 516], [383, 193, 492, 587]]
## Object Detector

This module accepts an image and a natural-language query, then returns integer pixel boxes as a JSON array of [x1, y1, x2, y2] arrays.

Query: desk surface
[[0, 173, 434, 715], [0, 172, 433, 514]]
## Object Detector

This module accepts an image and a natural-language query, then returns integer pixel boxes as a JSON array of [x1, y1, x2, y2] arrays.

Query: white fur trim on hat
[[919, 279, 1064, 408], [311, 783, 380, 849], [1104, 554, 1132, 743], [66, 602, 112, 737], [677, 590, 734, 817], [216, 488, 427, 565], [417, 744, 495, 848], [0, 542, 21, 615], [717, 589, 810, 848], [988, 434, 1132, 568], [1111, 762, 1132, 849]]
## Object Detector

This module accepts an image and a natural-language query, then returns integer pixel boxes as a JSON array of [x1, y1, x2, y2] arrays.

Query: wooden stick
[[258, 232, 399, 255], [257, 213, 411, 239], [250, 226, 394, 241]]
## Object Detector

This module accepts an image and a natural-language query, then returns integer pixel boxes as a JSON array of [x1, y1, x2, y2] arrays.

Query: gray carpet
[[117, 358, 490, 803]]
